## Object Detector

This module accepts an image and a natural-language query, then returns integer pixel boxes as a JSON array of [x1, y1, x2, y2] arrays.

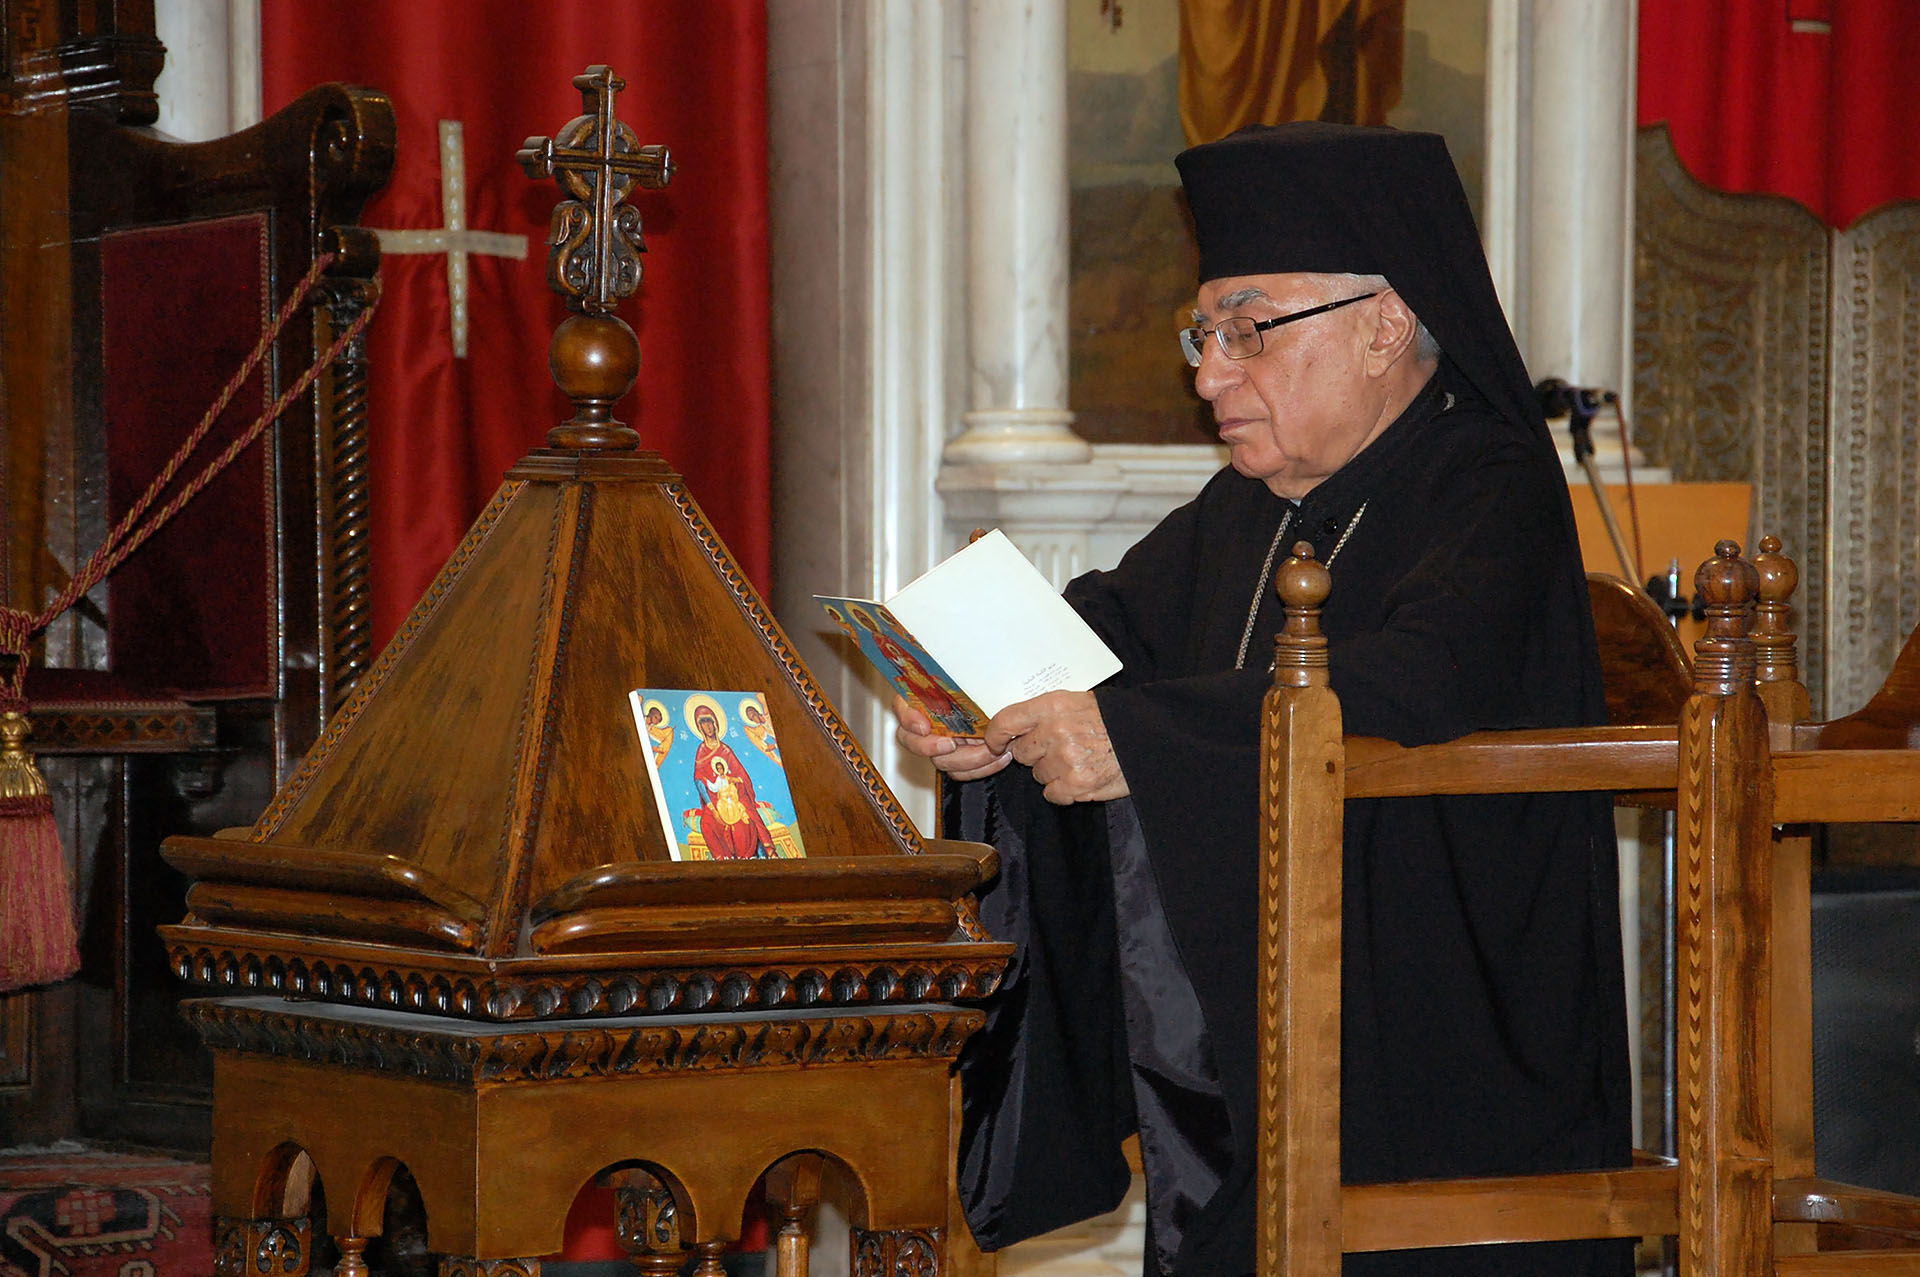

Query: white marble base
[[946, 410, 1094, 466], [938, 442, 1229, 586]]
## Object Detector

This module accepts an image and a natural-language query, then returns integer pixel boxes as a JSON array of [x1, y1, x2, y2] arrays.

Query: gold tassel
[[0, 705, 79, 992]]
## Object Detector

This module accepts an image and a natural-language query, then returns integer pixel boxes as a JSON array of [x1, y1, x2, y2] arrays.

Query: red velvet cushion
[[100, 215, 274, 698]]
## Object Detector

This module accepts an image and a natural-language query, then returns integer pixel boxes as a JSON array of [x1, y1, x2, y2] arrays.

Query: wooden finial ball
[[1694, 538, 1759, 609], [551, 312, 639, 402], [547, 312, 641, 450], [1753, 534, 1798, 603], [1277, 540, 1331, 609]]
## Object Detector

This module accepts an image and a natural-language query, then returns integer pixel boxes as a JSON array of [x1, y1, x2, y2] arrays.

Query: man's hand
[[984, 690, 1129, 805], [891, 696, 1012, 781]]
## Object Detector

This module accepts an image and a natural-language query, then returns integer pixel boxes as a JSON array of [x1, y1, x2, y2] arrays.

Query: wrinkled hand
[[891, 696, 1012, 781], [984, 690, 1129, 805]]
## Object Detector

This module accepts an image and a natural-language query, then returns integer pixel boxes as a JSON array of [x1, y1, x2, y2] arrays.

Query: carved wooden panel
[[27, 699, 215, 752], [1633, 125, 1831, 710], [438, 1260, 538, 1277], [1635, 125, 1920, 717], [183, 1001, 981, 1084], [166, 936, 1005, 1024], [853, 1227, 942, 1277], [1825, 203, 1920, 717], [214, 1214, 312, 1277], [612, 1169, 687, 1274]]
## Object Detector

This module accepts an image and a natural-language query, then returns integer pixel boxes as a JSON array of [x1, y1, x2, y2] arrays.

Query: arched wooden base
[[189, 998, 983, 1271]]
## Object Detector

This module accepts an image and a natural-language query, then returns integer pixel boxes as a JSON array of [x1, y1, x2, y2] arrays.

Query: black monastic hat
[[1175, 122, 1549, 449]]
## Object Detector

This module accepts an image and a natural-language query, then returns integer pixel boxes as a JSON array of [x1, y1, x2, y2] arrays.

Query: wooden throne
[[159, 66, 1009, 1276], [0, 0, 391, 1147]]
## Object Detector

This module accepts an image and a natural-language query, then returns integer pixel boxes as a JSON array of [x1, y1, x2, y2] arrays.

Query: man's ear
[[1364, 289, 1419, 376]]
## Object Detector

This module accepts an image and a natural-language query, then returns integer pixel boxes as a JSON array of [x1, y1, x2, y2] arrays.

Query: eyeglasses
[[1178, 292, 1380, 368]]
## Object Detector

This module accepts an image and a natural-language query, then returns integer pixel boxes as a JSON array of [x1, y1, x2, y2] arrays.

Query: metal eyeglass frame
[[1179, 291, 1380, 368]]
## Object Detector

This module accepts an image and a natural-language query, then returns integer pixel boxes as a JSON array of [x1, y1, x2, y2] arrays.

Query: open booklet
[[816, 529, 1122, 738]]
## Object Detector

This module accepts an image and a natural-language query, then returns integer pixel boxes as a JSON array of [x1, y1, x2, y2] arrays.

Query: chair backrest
[[4, 16, 393, 778], [1588, 571, 1691, 726], [1253, 540, 1773, 1273]]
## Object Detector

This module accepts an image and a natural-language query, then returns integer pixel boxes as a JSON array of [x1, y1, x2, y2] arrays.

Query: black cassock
[[951, 374, 1635, 1276]]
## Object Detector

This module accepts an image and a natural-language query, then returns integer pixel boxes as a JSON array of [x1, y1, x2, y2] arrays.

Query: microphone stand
[[1539, 378, 1637, 583]]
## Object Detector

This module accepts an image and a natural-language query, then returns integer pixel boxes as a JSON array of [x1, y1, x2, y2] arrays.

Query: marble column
[[1485, 0, 1651, 482], [1485, 0, 1654, 1148], [944, 0, 1089, 464], [1504, 0, 1635, 399], [768, 0, 964, 832], [152, 0, 261, 142]]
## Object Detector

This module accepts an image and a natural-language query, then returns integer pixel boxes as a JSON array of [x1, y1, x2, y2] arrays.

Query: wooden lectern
[[161, 67, 1010, 1276]]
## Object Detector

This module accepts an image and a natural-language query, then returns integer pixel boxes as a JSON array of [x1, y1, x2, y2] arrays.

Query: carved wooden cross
[[516, 65, 674, 315]]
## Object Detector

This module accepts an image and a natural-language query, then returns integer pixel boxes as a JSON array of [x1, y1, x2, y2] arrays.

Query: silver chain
[[1233, 501, 1368, 671]]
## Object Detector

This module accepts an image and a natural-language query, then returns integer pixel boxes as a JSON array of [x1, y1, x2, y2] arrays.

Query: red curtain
[[1638, 0, 1920, 228], [262, 2, 770, 650]]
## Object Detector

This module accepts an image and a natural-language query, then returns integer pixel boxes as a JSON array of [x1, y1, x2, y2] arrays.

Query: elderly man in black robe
[[895, 123, 1633, 1277]]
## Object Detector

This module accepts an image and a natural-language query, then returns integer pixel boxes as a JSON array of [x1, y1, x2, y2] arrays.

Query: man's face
[[1191, 272, 1386, 499]]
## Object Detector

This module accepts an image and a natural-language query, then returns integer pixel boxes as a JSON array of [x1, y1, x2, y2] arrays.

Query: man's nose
[[1192, 341, 1239, 402]]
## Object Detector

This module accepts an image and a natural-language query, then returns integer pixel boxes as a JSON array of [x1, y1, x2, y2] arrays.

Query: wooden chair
[[1257, 536, 1920, 1273]]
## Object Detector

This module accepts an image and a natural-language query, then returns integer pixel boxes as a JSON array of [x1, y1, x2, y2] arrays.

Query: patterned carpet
[[0, 1143, 211, 1277]]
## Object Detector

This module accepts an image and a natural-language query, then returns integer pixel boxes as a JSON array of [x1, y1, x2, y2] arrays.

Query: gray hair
[[1335, 272, 1440, 364]]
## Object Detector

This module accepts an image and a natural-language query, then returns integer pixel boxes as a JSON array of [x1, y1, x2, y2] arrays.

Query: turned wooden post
[[689, 1239, 729, 1276], [765, 1155, 823, 1277], [1673, 540, 1773, 1274], [334, 1235, 371, 1277], [1751, 535, 1818, 1256], [1257, 543, 1345, 1276], [1751, 535, 1810, 725]]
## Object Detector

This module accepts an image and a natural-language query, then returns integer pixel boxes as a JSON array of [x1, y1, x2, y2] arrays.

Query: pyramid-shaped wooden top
[[161, 449, 1009, 1020], [159, 65, 1007, 1022]]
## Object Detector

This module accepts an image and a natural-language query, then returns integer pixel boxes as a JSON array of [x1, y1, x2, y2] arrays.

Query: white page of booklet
[[886, 530, 1121, 717]]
